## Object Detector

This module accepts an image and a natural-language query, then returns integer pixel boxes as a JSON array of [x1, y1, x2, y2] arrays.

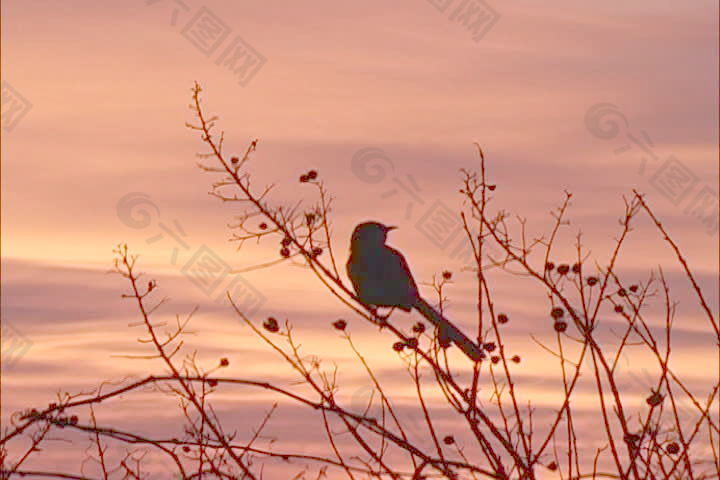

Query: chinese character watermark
[[181, 6, 231, 56], [426, 0, 500, 43], [116, 192, 267, 316], [649, 156, 699, 206], [1, 81, 32, 132], [350, 147, 484, 265], [146, 1, 266, 87], [1, 322, 33, 369], [215, 35, 267, 87], [585, 102, 718, 237]]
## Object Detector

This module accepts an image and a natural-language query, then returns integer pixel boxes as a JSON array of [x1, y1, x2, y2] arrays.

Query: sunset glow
[[2, 1, 718, 479]]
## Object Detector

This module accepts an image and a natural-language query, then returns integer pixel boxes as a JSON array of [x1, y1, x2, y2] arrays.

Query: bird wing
[[346, 247, 418, 310], [346, 254, 363, 294], [382, 247, 419, 299]]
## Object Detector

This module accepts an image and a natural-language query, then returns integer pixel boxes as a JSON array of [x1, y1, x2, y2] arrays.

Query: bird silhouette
[[346, 221, 483, 361]]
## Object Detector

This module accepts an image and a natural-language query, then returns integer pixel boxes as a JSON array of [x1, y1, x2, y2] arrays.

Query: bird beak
[[385, 225, 397, 232]]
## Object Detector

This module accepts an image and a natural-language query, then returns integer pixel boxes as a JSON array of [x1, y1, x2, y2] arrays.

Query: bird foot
[[370, 307, 393, 328], [375, 313, 391, 328]]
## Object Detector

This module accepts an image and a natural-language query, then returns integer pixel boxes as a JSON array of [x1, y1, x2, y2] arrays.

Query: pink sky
[[2, 0, 718, 477]]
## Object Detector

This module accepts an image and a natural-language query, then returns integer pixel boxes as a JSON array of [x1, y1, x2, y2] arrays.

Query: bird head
[[350, 221, 396, 250]]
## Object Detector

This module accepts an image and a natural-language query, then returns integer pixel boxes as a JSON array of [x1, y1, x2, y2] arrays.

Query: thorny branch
[[2, 84, 716, 480]]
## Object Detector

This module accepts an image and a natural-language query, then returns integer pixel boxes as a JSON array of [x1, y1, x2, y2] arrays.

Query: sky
[[1, 0, 718, 478]]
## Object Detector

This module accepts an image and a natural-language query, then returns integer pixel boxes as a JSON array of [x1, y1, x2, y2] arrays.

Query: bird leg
[[370, 306, 394, 329]]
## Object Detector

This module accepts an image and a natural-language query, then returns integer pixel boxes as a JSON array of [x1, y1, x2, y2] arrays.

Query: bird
[[346, 221, 483, 362]]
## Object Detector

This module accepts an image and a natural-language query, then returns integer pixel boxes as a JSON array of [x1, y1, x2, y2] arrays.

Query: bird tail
[[413, 298, 483, 362]]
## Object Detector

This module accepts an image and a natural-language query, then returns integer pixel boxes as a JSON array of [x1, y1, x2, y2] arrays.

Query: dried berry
[[572, 263, 581, 274], [263, 317, 280, 333], [312, 247, 323, 257], [280, 247, 291, 258], [491, 355, 500, 364], [497, 313, 509, 324], [207, 379, 218, 387], [406, 338, 419, 349], [333, 319, 347, 330], [219, 357, 229, 367], [413, 322, 426, 334], [646, 391, 664, 407], [259, 222, 268, 230], [69, 415, 78, 425], [614, 305, 624, 314], [554, 321, 568, 332], [487, 184, 496, 191], [557, 264, 570, 275], [547, 462, 558, 471], [629, 285, 639, 293], [587, 276, 599, 286], [551, 307, 564, 319], [299, 174, 309, 183], [392, 342, 405, 352], [483, 342, 496, 352], [183, 445, 191, 452], [545, 262, 555, 271], [617, 288, 626, 297], [281, 237, 292, 247], [230, 156, 239, 164], [442, 270, 452, 280], [511, 355, 521, 363], [666, 442, 680, 454], [443, 435, 454, 445], [307, 170, 318, 180]]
